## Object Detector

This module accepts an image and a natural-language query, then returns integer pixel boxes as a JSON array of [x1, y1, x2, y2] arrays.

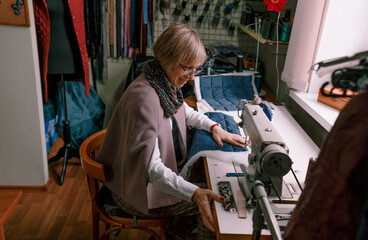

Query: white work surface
[[205, 105, 320, 239]]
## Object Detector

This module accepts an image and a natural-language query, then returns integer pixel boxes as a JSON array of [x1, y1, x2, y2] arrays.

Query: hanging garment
[[116, 0, 122, 57], [33, 0, 90, 103], [130, 0, 136, 48], [84, 0, 108, 83]]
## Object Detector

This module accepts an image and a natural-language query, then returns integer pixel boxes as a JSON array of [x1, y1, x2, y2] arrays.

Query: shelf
[[238, 24, 289, 46]]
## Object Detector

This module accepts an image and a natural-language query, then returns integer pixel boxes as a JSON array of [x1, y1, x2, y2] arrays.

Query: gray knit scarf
[[143, 59, 184, 117]]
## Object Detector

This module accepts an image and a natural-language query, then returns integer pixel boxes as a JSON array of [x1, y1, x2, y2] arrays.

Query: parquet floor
[[3, 137, 153, 240]]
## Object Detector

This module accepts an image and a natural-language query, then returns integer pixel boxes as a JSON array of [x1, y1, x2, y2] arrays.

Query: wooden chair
[[80, 129, 170, 240]]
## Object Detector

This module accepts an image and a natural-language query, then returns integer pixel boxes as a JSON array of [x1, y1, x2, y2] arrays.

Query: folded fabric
[[179, 112, 248, 179], [194, 72, 262, 111], [43, 100, 59, 154], [54, 81, 105, 147]]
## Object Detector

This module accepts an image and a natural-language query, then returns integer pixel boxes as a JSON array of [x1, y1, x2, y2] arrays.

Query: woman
[[97, 24, 245, 239]]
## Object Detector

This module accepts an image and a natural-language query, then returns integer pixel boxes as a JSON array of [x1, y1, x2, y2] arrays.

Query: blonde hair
[[153, 24, 207, 68]]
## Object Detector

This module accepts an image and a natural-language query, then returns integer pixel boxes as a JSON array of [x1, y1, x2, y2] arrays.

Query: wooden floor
[[3, 137, 154, 240]]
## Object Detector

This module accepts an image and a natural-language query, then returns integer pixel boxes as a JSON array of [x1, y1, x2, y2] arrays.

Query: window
[[281, 0, 368, 131]]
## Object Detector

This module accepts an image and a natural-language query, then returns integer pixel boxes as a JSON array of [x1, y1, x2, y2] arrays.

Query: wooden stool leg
[[105, 223, 110, 232], [92, 208, 99, 240], [160, 226, 167, 240], [0, 225, 5, 240]]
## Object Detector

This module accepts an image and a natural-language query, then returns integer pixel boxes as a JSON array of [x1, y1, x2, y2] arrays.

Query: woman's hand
[[192, 188, 224, 233], [211, 125, 247, 148]]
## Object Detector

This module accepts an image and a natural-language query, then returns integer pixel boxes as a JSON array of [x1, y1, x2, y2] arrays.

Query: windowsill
[[289, 90, 340, 132]]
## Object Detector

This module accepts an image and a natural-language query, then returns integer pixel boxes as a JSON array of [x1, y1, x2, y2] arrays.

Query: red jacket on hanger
[[33, 0, 90, 103]]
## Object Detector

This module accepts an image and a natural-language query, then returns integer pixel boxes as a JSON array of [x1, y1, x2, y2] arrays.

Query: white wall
[[0, 1, 48, 185], [96, 59, 132, 127]]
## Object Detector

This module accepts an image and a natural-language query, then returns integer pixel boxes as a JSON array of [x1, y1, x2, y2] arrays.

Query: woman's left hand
[[192, 188, 224, 233], [211, 125, 247, 148]]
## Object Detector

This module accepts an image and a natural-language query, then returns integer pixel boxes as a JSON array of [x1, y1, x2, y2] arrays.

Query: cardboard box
[[243, 56, 261, 71], [318, 87, 357, 111]]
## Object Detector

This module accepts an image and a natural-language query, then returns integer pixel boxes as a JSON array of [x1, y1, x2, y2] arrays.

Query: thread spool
[[161, 0, 170, 9], [212, 12, 221, 26], [204, 0, 210, 11], [223, 14, 231, 26], [233, 0, 241, 7], [224, 3, 234, 13], [184, 11, 190, 21], [236, 55, 243, 72], [182, 0, 188, 9], [229, 22, 236, 31], [241, 10, 255, 28], [269, 20, 282, 41], [255, 75, 262, 92], [261, 18, 270, 39], [207, 66, 211, 75], [215, 0, 225, 11], [284, 10, 291, 20], [192, 1, 199, 11], [173, 4, 182, 16], [280, 21, 291, 42], [197, 15, 205, 23], [241, 10, 247, 25]]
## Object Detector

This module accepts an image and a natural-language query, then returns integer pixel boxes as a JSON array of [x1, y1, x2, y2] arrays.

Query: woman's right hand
[[192, 188, 224, 233]]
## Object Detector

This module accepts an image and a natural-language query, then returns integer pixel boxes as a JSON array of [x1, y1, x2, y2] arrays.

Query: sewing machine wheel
[[260, 144, 292, 178]]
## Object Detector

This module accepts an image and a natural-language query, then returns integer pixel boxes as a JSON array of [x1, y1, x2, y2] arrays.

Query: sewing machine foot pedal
[[217, 181, 237, 213]]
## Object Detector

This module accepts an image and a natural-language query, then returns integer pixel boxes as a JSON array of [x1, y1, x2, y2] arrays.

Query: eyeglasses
[[179, 64, 204, 76]]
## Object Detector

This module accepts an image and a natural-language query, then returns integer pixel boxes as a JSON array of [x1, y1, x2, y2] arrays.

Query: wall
[[0, 1, 48, 185], [151, 0, 265, 56], [96, 59, 131, 128], [100, 0, 299, 122], [259, 44, 289, 104]]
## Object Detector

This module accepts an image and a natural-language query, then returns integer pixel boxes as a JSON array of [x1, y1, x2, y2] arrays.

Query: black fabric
[[134, 0, 142, 48], [97, 185, 131, 217], [84, 0, 106, 83], [47, 0, 82, 74], [171, 116, 186, 169], [124, 55, 154, 91], [116, 0, 122, 57], [356, 192, 368, 240]]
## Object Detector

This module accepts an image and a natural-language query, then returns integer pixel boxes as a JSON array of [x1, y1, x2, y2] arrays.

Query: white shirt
[[147, 102, 217, 202]]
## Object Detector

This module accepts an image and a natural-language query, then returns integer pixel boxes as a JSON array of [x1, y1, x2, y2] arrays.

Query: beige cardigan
[[96, 74, 187, 214]]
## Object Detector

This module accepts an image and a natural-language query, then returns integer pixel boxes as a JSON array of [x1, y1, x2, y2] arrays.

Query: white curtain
[[281, 0, 328, 92], [282, 0, 368, 94]]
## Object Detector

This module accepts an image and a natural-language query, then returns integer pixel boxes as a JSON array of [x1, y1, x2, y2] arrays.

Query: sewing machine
[[238, 100, 301, 240], [203, 53, 366, 240], [239, 101, 293, 200], [204, 104, 319, 240]]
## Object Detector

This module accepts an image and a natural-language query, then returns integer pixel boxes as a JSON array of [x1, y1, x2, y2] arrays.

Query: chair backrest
[[80, 129, 107, 195], [80, 129, 170, 240]]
